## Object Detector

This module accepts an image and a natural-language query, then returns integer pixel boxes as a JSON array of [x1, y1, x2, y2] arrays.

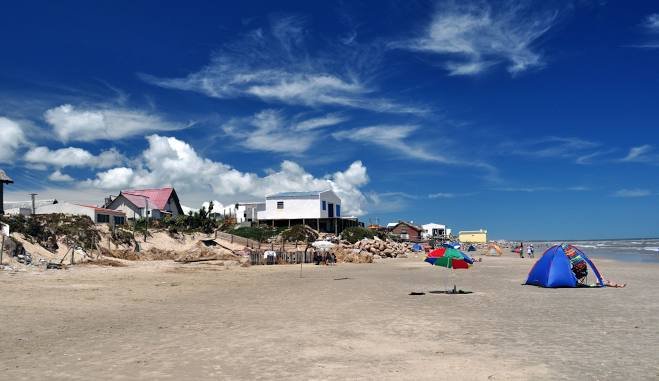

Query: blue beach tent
[[412, 243, 423, 252], [525, 244, 605, 288]]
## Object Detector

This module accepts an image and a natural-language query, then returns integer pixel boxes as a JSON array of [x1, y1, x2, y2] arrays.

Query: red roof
[[121, 188, 175, 210]]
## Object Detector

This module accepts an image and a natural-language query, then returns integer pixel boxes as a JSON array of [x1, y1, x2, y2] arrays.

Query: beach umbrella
[[311, 240, 335, 251], [425, 247, 473, 291], [425, 247, 473, 268]]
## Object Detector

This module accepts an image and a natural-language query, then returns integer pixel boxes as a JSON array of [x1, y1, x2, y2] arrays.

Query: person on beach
[[519, 242, 524, 258]]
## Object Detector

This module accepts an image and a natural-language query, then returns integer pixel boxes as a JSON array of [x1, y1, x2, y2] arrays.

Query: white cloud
[[44, 104, 186, 142], [613, 189, 652, 198], [0, 116, 27, 163], [620, 145, 658, 163], [48, 170, 74, 182], [333, 124, 496, 174], [24, 146, 124, 168], [400, 2, 557, 75], [141, 16, 423, 114], [222, 110, 344, 154], [84, 135, 370, 216]]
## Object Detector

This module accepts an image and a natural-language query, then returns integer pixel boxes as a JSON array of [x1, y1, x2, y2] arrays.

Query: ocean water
[[522, 239, 659, 263]]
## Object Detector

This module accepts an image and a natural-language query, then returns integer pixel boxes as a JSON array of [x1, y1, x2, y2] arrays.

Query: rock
[[373, 254, 382, 259]]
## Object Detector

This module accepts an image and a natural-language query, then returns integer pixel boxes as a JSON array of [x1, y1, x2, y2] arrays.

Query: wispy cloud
[[397, 1, 558, 76], [613, 189, 652, 198], [44, 104, 188, 142], [501, 136, 604, 163], [428, 192, 477, 199], [494, 186, 589, 193], [333, 124, 498, 180], [142, 15, 424, 114], [222, 110, 345, 154], [620, 145, 659, 164]]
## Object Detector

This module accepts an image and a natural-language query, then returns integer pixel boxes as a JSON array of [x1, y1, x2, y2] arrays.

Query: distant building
[[36, 202, 126, 226], [459, 229, 488, 243], [257, 189, 359, 233], [222, 202, 265, 223], [422, 223, 447, 239], [106, 188, 183, 220], [391, 221, 424, 242]]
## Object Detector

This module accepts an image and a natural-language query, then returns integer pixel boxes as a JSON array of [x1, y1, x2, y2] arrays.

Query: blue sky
[[1, 0, 658, 240]]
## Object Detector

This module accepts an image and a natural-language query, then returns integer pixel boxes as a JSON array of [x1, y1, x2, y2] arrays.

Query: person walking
[[529, 244, 535, 258], [527, 244, 533, 258], [519, 242, 524, 258]]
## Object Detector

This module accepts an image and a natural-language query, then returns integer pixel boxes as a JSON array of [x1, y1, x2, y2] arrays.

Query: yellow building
[[459, 229, 488, 243]]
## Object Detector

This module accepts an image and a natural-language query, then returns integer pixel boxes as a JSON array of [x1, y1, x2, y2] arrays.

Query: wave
[[643, 247, 659, 252]]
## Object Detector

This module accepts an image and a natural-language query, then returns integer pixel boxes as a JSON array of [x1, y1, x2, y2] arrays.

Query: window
[[336, 204, 341, 217], [114, 216, 125, 225], [96, 214, 110, 223], [277, 201, 284, 209], [322, 201, 326, 210]]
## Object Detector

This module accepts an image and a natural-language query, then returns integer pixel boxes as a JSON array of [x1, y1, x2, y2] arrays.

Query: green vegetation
[[341, 226, 380, 244], [0, 213, 100, 251], [231, 225, 285, 242], [159, 202, 219, 234], [281, 224, 319, 243]]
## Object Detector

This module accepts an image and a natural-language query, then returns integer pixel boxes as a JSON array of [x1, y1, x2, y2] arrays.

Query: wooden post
[[0, 234, 4, 265]]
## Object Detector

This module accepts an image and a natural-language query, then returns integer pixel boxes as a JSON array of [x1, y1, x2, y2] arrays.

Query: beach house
[[257, 189, 360, 233], [222, 202, 266, 224], [390, 221, 424, 242], [105, 187, 183, 220], [421, 223, 447, 239], [459, 229, 488, 243], [35, 202, 126, 226]]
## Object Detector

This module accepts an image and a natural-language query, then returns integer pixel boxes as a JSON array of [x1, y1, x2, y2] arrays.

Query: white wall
[[422, 223, 447, 238], [258, 198, 321, 220], [257, 190, 342, 221]]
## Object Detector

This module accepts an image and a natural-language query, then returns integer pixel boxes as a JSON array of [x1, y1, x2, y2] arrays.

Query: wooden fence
[[247, 250, 316, 266], [214, 231, 260, 249]]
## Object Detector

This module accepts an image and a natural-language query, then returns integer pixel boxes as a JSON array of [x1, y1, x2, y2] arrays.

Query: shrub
[[341, 227, 379, 244]]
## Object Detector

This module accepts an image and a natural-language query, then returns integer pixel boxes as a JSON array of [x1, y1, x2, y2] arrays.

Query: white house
[[422, 223, 447, 239], [36, 202, 126, 226], [257, 190, 358, 233], [222, 202, 265, 223], [258, 190, 342, 220]]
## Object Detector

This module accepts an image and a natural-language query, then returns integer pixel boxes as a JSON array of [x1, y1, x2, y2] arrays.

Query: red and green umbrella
[[425, 247, 473, 292], [425, 247, 473, 269]]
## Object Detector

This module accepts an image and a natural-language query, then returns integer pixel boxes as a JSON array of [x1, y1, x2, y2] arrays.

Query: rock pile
[[338, 238, 416, 259]]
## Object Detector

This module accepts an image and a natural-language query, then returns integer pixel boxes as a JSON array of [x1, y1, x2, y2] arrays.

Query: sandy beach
[[0, 253, 657, 380]]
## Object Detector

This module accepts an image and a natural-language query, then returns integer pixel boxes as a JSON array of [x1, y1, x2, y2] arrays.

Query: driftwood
[[175, 256, 227, 264]]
